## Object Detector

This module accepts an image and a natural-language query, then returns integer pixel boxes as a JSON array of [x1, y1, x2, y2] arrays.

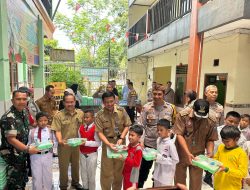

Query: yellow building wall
[[199, 34, 239, 103], [127, 60, 148, 103], [234, 34, 250, 103], [153, 66, 171, 84], [128, 32, 250, 113]]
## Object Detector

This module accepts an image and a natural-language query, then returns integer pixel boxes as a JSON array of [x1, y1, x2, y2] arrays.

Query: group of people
[[0, 80, 250, 190]]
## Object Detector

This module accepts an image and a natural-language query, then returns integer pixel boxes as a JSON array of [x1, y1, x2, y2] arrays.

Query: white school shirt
[[28, 127, 54, 144], [153, 136, 179, 185], [78, 122, 101, 147]]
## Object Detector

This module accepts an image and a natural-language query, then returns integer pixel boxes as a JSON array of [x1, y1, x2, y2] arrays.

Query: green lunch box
[[107, 147, 128, 159], [36, 141, 53, 151], [143, 148, 158, 161], [192, 155, 222, 174], [67, 138, 86, 147]]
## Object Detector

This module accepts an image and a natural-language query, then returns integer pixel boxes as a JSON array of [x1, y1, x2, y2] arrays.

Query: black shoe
[[71, 183, 85, 190], [203, 175, 213, 188]]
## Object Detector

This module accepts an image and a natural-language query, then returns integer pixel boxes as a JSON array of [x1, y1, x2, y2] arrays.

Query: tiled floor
[[25, 147, 212, 190]]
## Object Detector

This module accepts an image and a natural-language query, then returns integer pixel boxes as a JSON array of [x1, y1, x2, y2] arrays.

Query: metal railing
[[128, 0, 192, 47], [128, 13, 147, 47]]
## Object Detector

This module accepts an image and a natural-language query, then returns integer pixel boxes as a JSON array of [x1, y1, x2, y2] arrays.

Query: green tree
[[46, 64, 87, 94], [44, 39, 59, 61], [55, 0, 128, 70]]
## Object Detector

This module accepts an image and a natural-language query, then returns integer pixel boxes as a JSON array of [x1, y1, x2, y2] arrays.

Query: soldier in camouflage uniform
[[0, 90, 39, 189], [138, 84, 176, 188]]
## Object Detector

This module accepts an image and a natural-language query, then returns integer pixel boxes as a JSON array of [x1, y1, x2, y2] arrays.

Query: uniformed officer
[[147, 81, 157, 102], [173, 99, 218, 190], [0, 90, 39, 189], [126, 81, 137, 123], [138, 84, 176, 188], [51, 93, 84, 190], [203, 85, 224, 187], [95, 91, 131, 190], [36, 85, 57, 125], [205, 85, 224, 126]]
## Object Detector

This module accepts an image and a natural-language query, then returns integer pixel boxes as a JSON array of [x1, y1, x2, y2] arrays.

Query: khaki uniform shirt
[[173, 108, 218, 163], [164, 88, 175, 104], [127, 89, 137, 107], [95, 105, 131, 143], [147, 88, 153, 102], [51, 109, 84, 139], [209, 102, 224, 126], [138, 101, 176, 149], [36, 95, 57, 123]]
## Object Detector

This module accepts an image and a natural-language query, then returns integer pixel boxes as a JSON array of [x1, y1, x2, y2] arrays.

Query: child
[[243, 141, 250, 190], [153, 119, 179, 187], [239, 114, 250, 141], [215, 111, 246, 153], [214, 125, 248, 190], [79, 110, 101, 190], [28, 112, 54, 190], [122, 125, 143, 190]]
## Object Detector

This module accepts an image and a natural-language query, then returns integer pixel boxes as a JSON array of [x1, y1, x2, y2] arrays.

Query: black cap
[[193, 99, 209, 118]]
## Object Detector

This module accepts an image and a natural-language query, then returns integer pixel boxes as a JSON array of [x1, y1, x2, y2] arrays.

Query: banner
[[7, 0, 39, 65]]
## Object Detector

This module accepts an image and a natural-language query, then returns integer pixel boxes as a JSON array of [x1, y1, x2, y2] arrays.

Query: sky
[[53, 0, 75, 49]]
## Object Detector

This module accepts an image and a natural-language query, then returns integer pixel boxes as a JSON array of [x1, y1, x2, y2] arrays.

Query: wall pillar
[[0, 0, 11, 116], [33, 18, 45, 100], [186, 0, 203, 94]]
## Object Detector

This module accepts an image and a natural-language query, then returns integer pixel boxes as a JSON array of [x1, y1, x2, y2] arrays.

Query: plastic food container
[[192, 155, 222, 174], [67, 138, 86, 147], [36, 141, 53, 151], [143, 148, 158, 161], [107, 147, 128, 159]]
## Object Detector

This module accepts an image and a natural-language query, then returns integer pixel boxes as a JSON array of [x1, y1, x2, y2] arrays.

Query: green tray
[[107, 147, 128, 159], [36, 141, 53, 151], [143, 148, 158, 161], [192, 155, 222, 174], [67, 138, 86, 147]]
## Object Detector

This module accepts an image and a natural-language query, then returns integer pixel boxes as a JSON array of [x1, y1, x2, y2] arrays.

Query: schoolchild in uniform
[[239, 114, 250, 141], [153, 119, 179, 187], [28, 112, 54, 190], [121, 125, 143, 190], [214, 126, 248, 190], [79, 110, 101, 190]]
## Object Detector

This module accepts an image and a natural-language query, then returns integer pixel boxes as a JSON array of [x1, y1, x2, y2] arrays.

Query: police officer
[[0, 90, 39, 189], [126, 81, 137, 123], [203, 85, 224, 186], [138, 84, 176, 188], [173, 99, 218, 190], [147, 81, 157, 102], [95, 91, 131, 190]]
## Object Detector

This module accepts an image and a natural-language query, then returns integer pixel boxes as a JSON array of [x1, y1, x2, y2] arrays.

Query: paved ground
[[25, 147, 213, 190]]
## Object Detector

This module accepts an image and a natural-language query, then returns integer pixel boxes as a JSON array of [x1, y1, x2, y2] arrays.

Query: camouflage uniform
[[0, 106, 30, 190], [209, 102, 224, 126]]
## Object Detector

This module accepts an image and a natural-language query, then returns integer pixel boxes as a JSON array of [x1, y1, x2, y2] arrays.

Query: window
[[9, 62, 18, 92]]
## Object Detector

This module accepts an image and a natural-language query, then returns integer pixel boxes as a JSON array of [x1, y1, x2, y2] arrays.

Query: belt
[[37, 151, 49, 155], [107, 135, 120, 140]]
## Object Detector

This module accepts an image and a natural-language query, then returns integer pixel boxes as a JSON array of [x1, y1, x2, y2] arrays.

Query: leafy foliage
[[46, 64, 87, 94], [55, 0, 128, 69]]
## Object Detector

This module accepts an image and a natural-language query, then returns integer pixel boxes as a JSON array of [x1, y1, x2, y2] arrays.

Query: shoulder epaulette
[[208, 113, 217, 123], [179, 107, 192, 116]]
